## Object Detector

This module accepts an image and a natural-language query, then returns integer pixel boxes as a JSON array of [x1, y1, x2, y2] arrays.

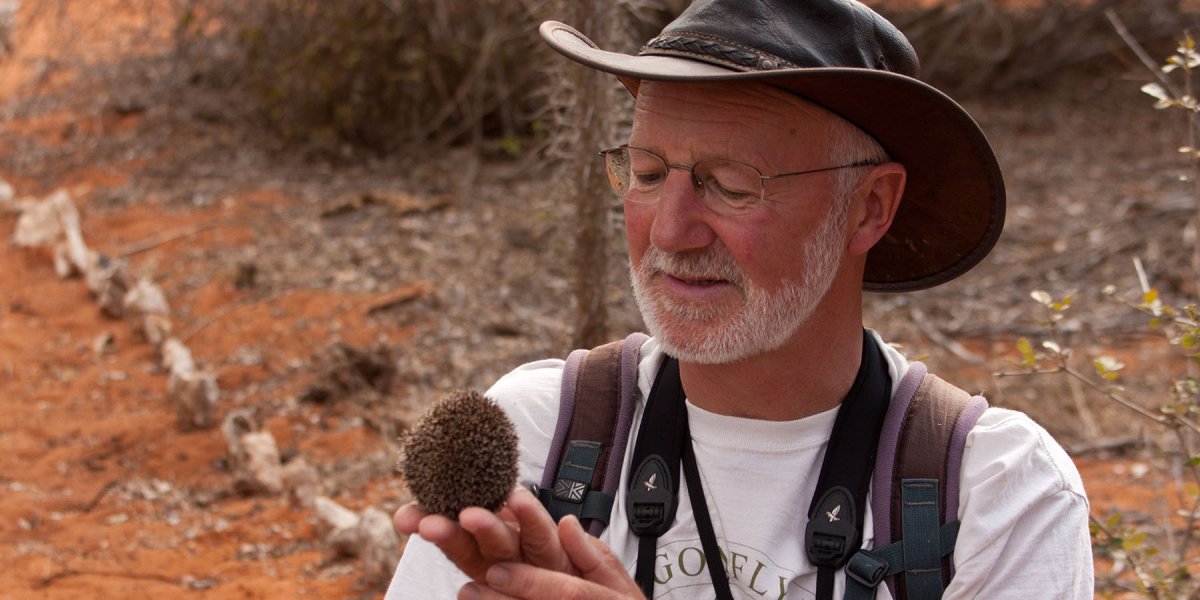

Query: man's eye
[[708, 178, 758, 206], [632, 171, 666, 187]]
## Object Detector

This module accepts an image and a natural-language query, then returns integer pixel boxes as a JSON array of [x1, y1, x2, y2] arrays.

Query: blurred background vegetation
[[4, 0, 1180, 156]]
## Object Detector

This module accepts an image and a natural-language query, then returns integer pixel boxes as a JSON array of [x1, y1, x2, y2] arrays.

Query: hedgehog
[[398, 389, 519, 518]]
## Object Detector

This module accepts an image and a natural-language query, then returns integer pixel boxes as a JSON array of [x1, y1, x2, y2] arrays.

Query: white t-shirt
[[385, 334, 1093, 599]]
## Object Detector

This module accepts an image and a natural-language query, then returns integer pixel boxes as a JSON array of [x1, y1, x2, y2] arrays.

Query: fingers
[[506, 487, 573, 573], [393, 501, 428, 536], [459, 562, 642, 600], [459, 505, 521, 563], [417, 514, 491, 581], [456, 514, 645, 600], [558, 515, 645, 596]]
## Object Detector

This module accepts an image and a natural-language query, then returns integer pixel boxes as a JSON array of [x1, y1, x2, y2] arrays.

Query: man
[[386, 1, 1092, 598]]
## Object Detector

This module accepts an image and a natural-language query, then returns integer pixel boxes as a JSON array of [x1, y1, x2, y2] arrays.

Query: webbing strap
[[808, 331, 892, 600], [541, 440, 605, 522], [629, 357, 686, 598], [901, 479, 944, 598], [881, 370, 984, 599], [843, 519, 961, 600]]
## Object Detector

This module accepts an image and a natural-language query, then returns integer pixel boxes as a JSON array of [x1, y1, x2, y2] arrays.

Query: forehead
[[630, 81, 837, 147]]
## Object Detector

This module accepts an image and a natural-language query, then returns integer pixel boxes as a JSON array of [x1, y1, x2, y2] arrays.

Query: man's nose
[[648, 169, 717, 253]]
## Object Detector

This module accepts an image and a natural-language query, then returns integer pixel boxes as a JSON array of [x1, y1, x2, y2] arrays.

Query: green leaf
[[1017, 337, 1037, 367], [1189, 455, 1200, 467], [1183, 333, 1199, 349]]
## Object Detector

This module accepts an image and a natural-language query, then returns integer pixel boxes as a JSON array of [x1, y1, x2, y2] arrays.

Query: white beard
[[629, 204, 847, 364]]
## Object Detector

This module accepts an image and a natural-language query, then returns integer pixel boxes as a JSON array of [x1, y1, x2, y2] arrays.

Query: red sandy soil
[[0, 187, 415, 597]]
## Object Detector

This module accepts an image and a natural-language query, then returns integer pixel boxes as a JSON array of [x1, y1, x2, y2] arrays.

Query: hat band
[[641, 32, 796, 72]]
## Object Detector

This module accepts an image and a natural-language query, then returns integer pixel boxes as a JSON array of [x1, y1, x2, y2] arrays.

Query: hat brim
[[541, 21, 1005, 293]]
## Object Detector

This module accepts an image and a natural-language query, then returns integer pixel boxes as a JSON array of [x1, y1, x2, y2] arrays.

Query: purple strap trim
[[871, 361, 928, 550], [604, 333, 648, 494], [944, 395, 988, 525], [542, 348, 589, 489], [589, 333, 648, 536]]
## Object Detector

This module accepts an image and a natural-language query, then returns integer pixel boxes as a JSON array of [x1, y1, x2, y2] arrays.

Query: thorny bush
[[1005, 36, 1200, 599]]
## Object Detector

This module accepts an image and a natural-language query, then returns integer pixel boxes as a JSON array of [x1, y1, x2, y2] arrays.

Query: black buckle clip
[[626, 455, 676, 536], [804, 486, 861, 568]]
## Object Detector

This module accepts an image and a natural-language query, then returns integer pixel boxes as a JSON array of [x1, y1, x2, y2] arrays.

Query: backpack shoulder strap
[[536, 332, 648, 535], [845, 362, 988, 600]]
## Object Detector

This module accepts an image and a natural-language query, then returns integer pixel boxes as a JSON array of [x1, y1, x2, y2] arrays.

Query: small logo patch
[[643, 473, 658, 492], [554, 479, 587, 503], [826, 505, 841, 523]]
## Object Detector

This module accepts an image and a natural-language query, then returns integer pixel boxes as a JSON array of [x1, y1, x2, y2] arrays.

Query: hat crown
[[642, 0, 919, 77]]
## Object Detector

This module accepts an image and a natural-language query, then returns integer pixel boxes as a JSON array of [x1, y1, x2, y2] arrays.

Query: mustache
[[639, 245, 747, 287]]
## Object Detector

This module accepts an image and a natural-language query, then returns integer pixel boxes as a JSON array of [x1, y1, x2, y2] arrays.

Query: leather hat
[[540, 0, 1005, 292]]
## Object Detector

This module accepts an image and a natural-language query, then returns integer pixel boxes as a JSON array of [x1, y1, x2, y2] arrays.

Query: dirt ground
[[0, 1, 1197, 598]]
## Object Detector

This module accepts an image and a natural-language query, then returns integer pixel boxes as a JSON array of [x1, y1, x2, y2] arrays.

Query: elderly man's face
[[625, 81, 853, 364]]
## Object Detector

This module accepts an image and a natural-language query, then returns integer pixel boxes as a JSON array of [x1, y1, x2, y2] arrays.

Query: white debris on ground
[[4, 179, 404, 575], [315, 496, 405, 584], [221, 409, 284, 495]]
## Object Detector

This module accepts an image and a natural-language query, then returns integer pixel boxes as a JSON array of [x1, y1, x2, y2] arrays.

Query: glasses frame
[[599, 144, 883, 213]]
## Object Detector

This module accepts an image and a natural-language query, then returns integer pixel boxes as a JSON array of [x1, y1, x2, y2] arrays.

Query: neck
[[676, 287, 865, 422]]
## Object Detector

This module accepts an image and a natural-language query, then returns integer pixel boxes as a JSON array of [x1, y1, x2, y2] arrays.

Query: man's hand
[[459, 513, 645, 600], [393, 486, 573, 582]]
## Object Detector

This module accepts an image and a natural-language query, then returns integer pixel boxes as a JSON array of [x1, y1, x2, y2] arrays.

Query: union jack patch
[[553, 479, 587, 503]]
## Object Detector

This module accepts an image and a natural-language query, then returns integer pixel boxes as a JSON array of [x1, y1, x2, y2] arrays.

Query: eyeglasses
[[598, 145, 881, 215]]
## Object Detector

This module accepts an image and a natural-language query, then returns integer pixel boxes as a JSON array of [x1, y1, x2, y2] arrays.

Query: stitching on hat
[[642, 31, 796, 72]]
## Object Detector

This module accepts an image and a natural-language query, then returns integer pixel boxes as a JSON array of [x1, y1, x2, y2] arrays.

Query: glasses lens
[[625, 148, 668, 200], [695, 160, 763, 210], [602, 148, 631, 195]]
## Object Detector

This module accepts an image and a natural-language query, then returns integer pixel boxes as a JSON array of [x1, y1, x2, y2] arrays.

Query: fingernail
[[460, 583, 482, 600], [487, 564, 510, 588]]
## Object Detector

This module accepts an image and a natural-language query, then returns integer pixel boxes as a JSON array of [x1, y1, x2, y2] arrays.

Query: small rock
[[123, 278, 170, 318], [358, 507, 404, 584], [0, 179, 13, 206], [93, 332, 115, 356], [169, 369, 218, 430], [222, 410, 283, 494], [314, 496, 361, 556], [161, 338, 196, 374], [86, 253, 131, 318], [140, 314, 173, 348], [12, 194, 63, 247], [52, 243, 78, 278], [281, 458, 322, 508]]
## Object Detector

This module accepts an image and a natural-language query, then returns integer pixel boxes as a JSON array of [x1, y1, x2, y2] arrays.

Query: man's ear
[[846, 163, 906, 256]]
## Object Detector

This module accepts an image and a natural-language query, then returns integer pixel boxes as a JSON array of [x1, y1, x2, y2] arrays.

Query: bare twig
[[118, 221, 223, 258], [37, 568, 187, 589], [1106, 9, 1180, 98], [61, 479, 119, 513]]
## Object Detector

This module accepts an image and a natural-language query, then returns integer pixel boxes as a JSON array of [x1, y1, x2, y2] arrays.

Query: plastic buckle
[[804, 486, 861, 568], [846, 551, 889, 588], [626, 455, 676, 536]]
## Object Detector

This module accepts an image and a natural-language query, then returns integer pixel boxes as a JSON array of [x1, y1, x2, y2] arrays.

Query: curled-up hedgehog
[[398, 389, 519, 517]]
